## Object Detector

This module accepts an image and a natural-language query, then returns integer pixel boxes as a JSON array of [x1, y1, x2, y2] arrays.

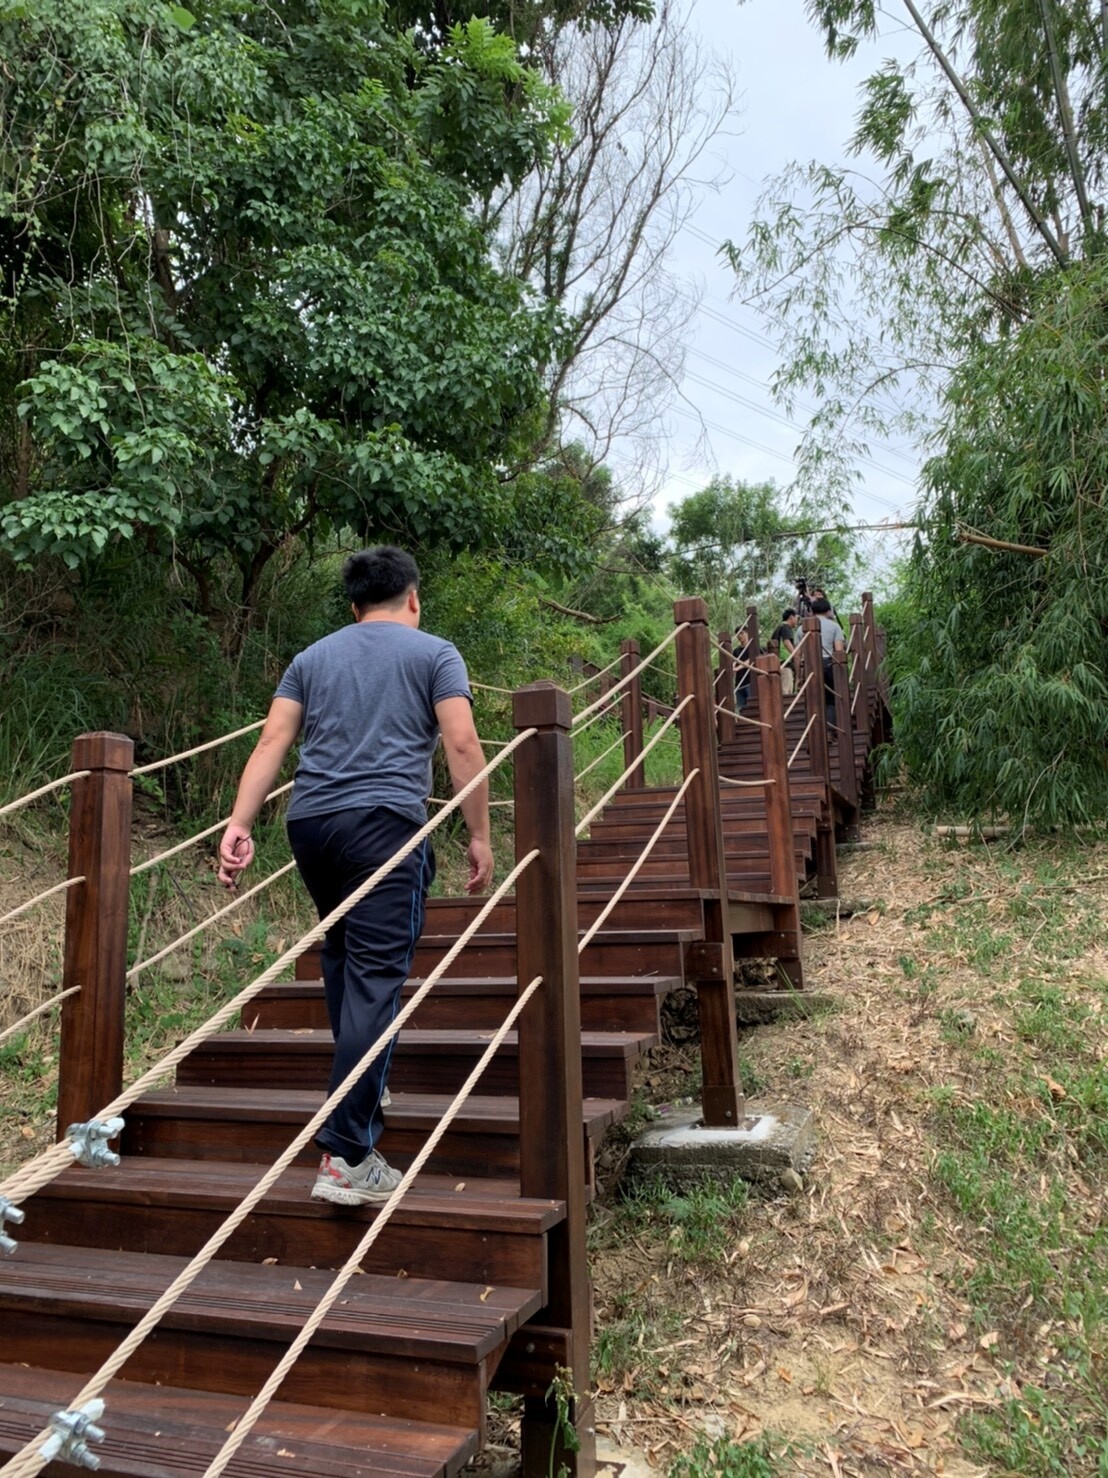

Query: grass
[[907, 842, 1108, 1474], [667, 1434, 788, 1478], [592, 1174, 753, 1273]]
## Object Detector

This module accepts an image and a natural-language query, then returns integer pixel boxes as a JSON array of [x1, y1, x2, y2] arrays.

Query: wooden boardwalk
[[0, 597, 890, 1477]]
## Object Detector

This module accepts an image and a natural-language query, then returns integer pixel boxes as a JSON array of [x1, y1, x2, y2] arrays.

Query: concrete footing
[[626, 1100, 815, 1193]]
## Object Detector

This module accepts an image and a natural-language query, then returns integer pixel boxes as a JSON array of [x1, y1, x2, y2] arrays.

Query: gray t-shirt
[[275, 622, 471, 824], [817, 615, 846, 660]]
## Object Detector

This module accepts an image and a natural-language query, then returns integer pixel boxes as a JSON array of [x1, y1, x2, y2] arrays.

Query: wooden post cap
[[513, 681, 572, 731], [673, 596, 708, 625], [71, 733, 134, 771]]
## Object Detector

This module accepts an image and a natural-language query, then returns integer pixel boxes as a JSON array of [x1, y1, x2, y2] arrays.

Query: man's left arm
[[217, 697, 303, 888]]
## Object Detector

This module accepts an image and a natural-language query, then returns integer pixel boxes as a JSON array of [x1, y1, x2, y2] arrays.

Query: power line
[[682, 370, 918, 489], [686, 347, 920, 468], [669, 406, 909, 515]]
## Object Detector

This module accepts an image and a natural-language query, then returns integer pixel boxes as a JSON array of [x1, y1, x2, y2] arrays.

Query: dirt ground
[[582, 808, 1108, 1475]]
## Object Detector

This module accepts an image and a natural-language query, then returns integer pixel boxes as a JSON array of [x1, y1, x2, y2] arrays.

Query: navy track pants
[[287, 806, 435, 1160]]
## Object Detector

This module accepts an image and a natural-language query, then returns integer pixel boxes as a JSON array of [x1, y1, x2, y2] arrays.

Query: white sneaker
[[311, 1149, 402, 1206], [380, 1086, 391, 1108]]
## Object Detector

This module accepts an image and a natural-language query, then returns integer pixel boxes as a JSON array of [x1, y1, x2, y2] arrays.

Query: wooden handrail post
[[832, 646, 859, 818], [848, 615, 869, 732], [513, 683, 594, 1477], [860, 593, 889, 743], [57, 731, 134, 1137], [800, 617, 837, 897], [715, 629, 736, 744], [756, 654, 804, 988], [619, 638, 644, 790], [745, 604, 760, 659], [849, 614, 876, 809], [674, 599, 742, 1127]]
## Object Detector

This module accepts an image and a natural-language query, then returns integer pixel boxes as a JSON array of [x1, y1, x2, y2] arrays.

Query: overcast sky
[[652, 0, 924, 549]]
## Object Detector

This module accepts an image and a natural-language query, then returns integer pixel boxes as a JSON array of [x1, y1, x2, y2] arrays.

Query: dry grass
[[585, 806, 1108, 1475]]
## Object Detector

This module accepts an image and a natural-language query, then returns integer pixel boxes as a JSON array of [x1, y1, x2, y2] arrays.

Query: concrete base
[[734, 990, 835, 1025], [626, 1100, 815, 1193]]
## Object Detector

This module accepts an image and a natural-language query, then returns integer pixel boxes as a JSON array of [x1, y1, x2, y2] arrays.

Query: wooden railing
[[29, 591, 891, 1478]]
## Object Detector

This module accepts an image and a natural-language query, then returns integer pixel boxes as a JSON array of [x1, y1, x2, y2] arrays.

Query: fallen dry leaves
[[584, 808, 1107, 1475]]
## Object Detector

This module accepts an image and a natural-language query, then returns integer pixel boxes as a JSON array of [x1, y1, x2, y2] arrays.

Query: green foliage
[[667, 1434, 784, 1478], [0, 0, 586, 629], [729, 3, 1108, 824], [665, 476, 863, 628], [894, 257, 1108, 825]]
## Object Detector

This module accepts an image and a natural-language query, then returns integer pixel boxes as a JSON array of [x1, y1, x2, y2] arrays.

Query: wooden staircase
[[0, 597, 890, 1478]]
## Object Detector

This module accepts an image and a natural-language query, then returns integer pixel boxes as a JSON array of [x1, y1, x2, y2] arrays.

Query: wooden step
[[0, 1244, 542, 1429], [422, 890, 714, 935], [250, 976, 677, 1035], [24, 1159, 562, 1288], [412, 928, 698, 979], [122, 1088, 625, 1193], [178, 1028, 656, 1101], [0, 1365, 477, 1477]]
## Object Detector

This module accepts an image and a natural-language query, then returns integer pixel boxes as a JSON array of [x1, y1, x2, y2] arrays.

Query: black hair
[[783, 608, 797, 620], [811, 596, 832, 616], [343, 546, 420, 612]]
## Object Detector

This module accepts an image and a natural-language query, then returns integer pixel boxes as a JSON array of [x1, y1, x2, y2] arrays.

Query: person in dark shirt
[[769, 608, 797, 696], [734, 624, 751, 712]]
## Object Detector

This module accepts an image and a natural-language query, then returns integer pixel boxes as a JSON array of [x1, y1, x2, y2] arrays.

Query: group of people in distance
[[734, 587, 846, 732]]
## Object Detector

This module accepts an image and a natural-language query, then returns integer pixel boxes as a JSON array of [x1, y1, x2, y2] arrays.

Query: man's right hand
[[217, 824, 255, 889], [465, 837, 494, 895]]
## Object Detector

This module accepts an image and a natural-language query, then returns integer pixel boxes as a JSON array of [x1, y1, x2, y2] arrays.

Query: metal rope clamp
[[40, 1399, 107, 1470], [0, 1195, 25, 1256], [66, 1118, 125, 1170]]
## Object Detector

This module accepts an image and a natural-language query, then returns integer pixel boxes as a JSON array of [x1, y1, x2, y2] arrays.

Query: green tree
[[895, 258, 1108, 824], [0, 0, 574, 644], [729, 0, 1108, 824], [665, 477, 862, 629]]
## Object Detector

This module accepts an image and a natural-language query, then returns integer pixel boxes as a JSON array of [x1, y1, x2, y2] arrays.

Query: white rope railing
[[0, 875, 84, 930], [577, 773, 697, 954], [788, 713, 818, 769], [574, 728, 628, 784], [0, 771, 90, 822], [566, 651, 623, 695], [0, 726, 537, 1211], [125, 861, 299, 982], [575, 697, 692, 836], [130, 783, 294, 877], [571, 703, 618, 737], [714, 701, 771, 730], [200, 975, 543, 1478], [428, 796, 514, 808], [783, 672, 813, 721], [572, 625, 688, 729], [0, 864, 542, 1478], [0, 986, 80, 1049], [852, 681, 863, 714], [779, 628, 810, 669], [130, 721, 266, 778], [471, 680, 515, 696], [720, 775, 774, 787]]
